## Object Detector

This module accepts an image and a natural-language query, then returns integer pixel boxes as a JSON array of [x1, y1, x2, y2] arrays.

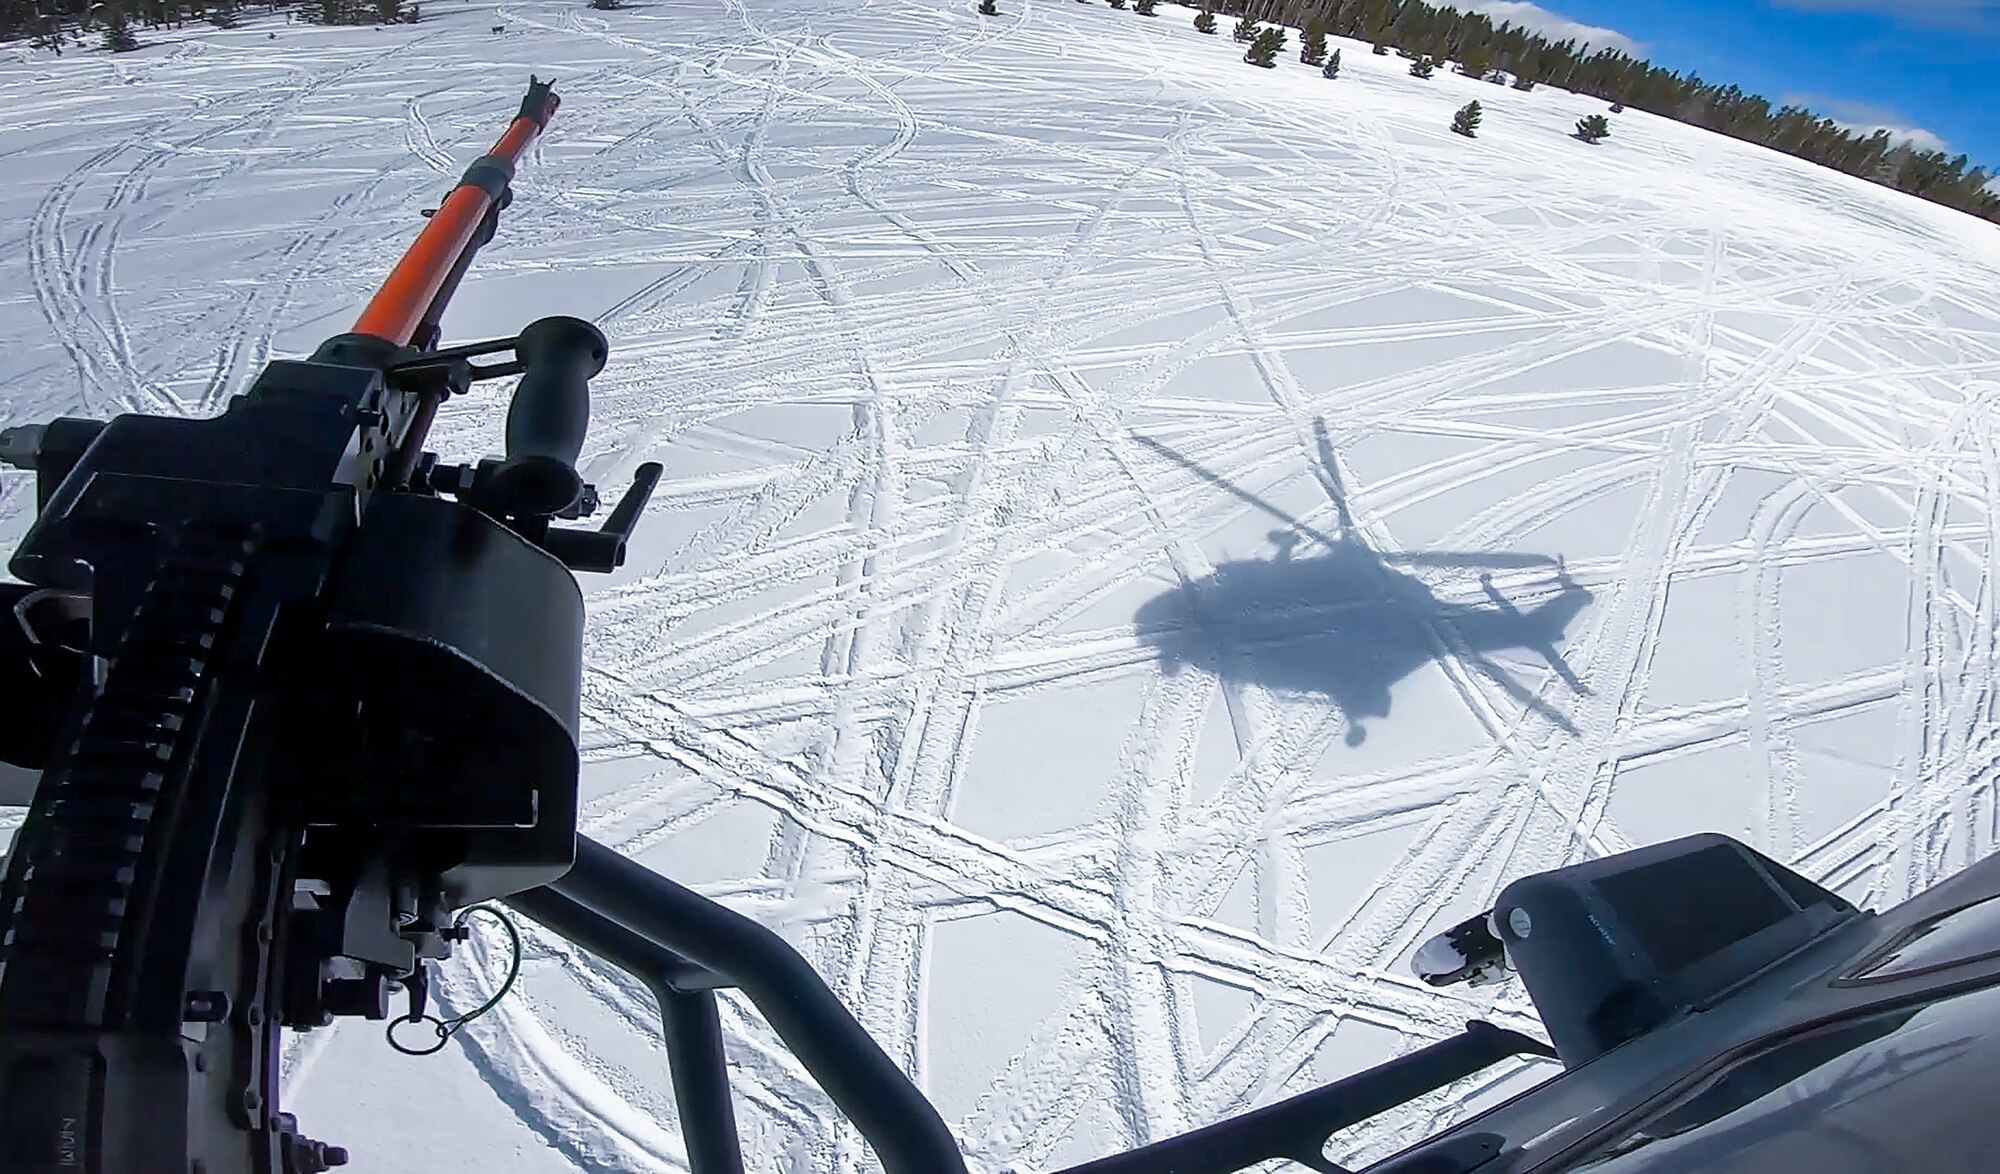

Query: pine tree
[[1575, 113, 1610, 143], [977, 0, 997, 12], [1194, 9, 1217, 33], [1391, 0, 1425, 48], [1510, 42, 1539, 90], [1409, 55, 1436, 79], [1323, 47, 1342, 79], [1300, 16, 1328, 65], [1108, 0, 1125, 9], [1232, 14, 1258, 42], [1457, 41, 1492, 80], [1452, 100, 1482, 137], [1362, 0, 1394, 42], [102, 5, 138, 49], [1876, 144, 1916, 187], [1134, 0, 1157, 13], [208, 1, 238, 26], [1245, 25, 1285, 67]]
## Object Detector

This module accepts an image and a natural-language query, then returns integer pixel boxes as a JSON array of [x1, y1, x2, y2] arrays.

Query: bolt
[[242, 1088, 262, 1114]]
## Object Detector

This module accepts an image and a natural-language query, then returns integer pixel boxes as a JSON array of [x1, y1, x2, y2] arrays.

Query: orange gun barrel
[[352, 78, 560, 348]]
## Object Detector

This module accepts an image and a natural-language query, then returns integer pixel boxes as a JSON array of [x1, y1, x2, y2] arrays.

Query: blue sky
[[1463, 0, 1999, 169]]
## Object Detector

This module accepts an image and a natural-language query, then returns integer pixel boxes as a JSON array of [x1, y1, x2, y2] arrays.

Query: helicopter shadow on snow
[[1129, 419, 1594, 746]]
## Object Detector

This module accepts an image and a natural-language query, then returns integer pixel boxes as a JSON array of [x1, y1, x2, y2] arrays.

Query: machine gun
[[0, 77, 668, 1173], [5, 78, 1997, 1174]]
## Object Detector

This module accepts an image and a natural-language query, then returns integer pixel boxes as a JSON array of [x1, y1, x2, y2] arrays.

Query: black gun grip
[[493, 316, 606, 516]]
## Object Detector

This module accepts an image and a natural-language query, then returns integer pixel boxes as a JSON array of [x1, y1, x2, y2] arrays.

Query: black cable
[[386, 904, 523, 1057]]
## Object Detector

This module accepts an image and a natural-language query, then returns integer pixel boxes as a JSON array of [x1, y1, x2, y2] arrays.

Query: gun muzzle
[[351, 77, 560, 349]]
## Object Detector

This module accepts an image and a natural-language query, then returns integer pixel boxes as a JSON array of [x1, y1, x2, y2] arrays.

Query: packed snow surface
[[3, 0, 2000, 1170]]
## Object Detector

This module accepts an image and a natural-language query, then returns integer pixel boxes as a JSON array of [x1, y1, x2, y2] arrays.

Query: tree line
[[1184, 0, 1998, 224], [6, 0, 417, 46]]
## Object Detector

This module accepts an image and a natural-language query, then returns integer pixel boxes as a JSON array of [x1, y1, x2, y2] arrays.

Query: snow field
[[2, 0, 1999, 1169]]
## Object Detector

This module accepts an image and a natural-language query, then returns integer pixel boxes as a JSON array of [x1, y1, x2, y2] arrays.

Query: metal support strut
[[505, 836, 969, 1174]]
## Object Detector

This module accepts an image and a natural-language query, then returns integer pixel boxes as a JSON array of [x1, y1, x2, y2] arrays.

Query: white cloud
[[1792, 95, 1952, 154], [1861, 124, 1951, 153], [1462, 1, 1641, 54]]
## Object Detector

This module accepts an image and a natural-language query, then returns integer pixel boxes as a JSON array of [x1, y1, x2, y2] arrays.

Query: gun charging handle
[[491, 316, 606, 516]]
